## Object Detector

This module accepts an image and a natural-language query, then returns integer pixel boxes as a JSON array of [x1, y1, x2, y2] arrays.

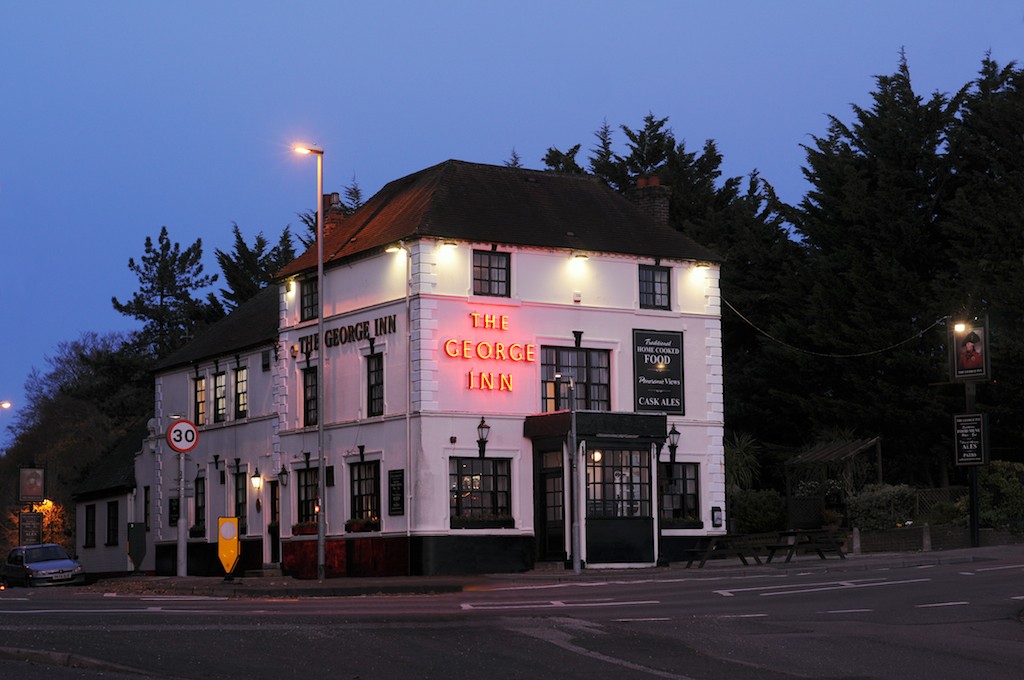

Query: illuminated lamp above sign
[[442, 312, 537, 392]]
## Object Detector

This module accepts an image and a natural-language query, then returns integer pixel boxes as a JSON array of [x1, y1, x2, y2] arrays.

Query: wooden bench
[[765, 529, 846, 563], [684, 534, 764, 568]]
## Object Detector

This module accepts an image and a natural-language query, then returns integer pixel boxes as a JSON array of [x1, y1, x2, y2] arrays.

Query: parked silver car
[[1, 544, 85, 587]]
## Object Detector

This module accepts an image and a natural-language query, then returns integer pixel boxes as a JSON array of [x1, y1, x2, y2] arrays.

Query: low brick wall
[[855, 525, 1024, 553]]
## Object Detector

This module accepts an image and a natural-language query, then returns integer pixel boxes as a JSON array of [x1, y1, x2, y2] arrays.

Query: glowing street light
[[1, 400, 11, 410], [294, 143, 327, 582]]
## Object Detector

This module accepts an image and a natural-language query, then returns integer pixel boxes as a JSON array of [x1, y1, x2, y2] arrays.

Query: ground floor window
[[348, 461, 380, 532], [660, 462, 700, 528], [586, 448, 651, 518], [297, 468, 318, 525], [84, 504, 96, 547], [449, 458, 513, 528]]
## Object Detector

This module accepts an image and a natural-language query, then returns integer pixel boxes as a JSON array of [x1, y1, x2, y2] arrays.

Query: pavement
[[71, 543, 1024, 599]]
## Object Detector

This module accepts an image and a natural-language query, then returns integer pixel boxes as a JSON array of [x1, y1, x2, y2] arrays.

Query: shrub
[[977, 461, 1024, 533], [847, 484, 917, 531], [729, 489, 785, 533]]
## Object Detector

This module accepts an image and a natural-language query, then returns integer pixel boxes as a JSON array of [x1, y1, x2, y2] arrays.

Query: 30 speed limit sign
[[166, 419, 199, 453]]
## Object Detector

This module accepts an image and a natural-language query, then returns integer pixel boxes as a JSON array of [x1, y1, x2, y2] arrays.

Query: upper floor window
[[639, 265, 670, 309], [213, 372, 227, 423], [234, 367, 248, 419], [302, 367, 318, 427], [300, 278, 319, 321], [472, 250, 510, 297], [540, 347, 611, 412], [193, 377, 206, 426], [367, 352, 384, 417]]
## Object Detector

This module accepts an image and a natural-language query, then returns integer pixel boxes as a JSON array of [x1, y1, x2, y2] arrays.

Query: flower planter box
[[345, 519, 380, 533], [291, 523, 318, 535]]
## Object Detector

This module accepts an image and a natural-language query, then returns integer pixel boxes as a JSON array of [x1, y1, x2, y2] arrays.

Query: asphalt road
[[1, 552, 1022, 679]]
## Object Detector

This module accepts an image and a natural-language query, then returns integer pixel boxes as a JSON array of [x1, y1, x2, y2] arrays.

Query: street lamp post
[[295, 144, 327, 581]]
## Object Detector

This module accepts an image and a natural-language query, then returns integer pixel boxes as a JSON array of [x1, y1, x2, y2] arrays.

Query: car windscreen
[[25, 546, 70, 563]]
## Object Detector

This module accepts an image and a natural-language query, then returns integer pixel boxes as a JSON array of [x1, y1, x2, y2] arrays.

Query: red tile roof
[[276, 160, 718, 279]]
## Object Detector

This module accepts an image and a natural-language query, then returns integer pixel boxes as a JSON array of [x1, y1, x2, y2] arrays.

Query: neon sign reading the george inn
[[442, 312, 537, 391]]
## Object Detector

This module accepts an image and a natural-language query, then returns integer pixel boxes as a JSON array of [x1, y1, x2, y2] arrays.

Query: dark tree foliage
[[0, 333, 153, 551], [215, 224, 296, 311], [504, 148, 523, 168], [788, 54, 962, 484], [544, 115, 802, 463], [543, 144, 585, 174], [112, 226, 223, 358], [940, 57, 1024, 462]]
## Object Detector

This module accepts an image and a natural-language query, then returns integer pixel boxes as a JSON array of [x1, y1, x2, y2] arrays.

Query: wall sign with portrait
[[951, 321, 990, 382]]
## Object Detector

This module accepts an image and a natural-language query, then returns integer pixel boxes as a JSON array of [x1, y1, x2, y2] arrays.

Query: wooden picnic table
[[684, 533, 763, 568], [765, 529, 847, 563]]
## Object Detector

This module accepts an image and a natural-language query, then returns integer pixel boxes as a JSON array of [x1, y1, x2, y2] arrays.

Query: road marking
[[916, 601, 968, 608], [461, 598, 659, 611], [822, 608, 873, 614], [615, 617, 671, 622], [714, 577, 930, 598]]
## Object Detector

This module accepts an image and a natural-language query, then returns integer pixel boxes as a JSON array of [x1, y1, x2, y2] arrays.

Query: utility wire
[[723, 298, 949, 359]]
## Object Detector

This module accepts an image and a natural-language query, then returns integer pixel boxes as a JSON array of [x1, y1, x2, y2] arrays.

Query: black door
[[268, 481, 280, 564], [534, 450, 566, 562]]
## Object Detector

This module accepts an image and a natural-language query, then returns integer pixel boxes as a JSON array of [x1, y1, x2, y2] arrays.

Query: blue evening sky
[[2, 1, 1022, 441]]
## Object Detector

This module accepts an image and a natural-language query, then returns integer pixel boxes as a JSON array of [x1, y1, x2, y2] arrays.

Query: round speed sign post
[[166, 419, 199, 577], [166, 419, 199, 453]]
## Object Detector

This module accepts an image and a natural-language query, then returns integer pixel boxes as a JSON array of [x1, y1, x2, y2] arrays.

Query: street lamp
[[476, 417, 491, 458], [1, 400, 11, 410], [667, 424, 680, 463], [251, 467, 263, 513], [294, 143, 327, 581]]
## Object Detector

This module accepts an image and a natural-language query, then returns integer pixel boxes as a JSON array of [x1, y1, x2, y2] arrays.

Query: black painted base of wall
[[155, 538, 263, 576], [660, 535, 706, 563], [411, 534, 535, 575]]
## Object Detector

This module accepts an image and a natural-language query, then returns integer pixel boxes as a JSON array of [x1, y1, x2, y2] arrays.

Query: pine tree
[[941, 57, 1024, 461], [215, 224, 296, 310], [111, 226, 222, 358], [789, 54, 960, 483]]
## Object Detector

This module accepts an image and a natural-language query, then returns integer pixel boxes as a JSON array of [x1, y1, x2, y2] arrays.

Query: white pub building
[[92, 160, 725, 577]]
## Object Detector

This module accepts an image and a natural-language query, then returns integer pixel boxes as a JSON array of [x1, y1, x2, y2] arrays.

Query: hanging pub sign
[[953, 413, 988, 466], [19, 466, 45, 504], [950, 320, 990, 382], [633, 329, 684, 414]]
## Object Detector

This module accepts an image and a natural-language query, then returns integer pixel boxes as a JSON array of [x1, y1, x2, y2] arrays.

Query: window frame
[[84, 504, 96, 548], [297, 468, 319, 524], [366, 352, 384, 417], [105, 500, 119, 546], [586, 448, 652, 519], [302, 367, 318, 428], [659, 462, 701, 528], [449, 457, 513, 528], [300, 278, 319, 322], [472, 249, 511, 297], [349, 461, 381, 531], [233, 470, 248, 534], [193, 476, 206, 536], [213, 371, 227, 423], [540, 346, 611, 412], [639, 264, 671, 310], [193, 376, 207, 426], [234, 366, 248, 419]]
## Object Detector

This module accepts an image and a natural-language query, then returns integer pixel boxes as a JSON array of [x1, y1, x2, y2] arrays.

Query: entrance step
[[244, 567, 283, 577], [532, 561, 567, 572]]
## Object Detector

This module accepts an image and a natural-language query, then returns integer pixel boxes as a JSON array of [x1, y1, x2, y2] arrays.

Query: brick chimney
[[627, 178, 672, 226], [322, 192, 345, 237]]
